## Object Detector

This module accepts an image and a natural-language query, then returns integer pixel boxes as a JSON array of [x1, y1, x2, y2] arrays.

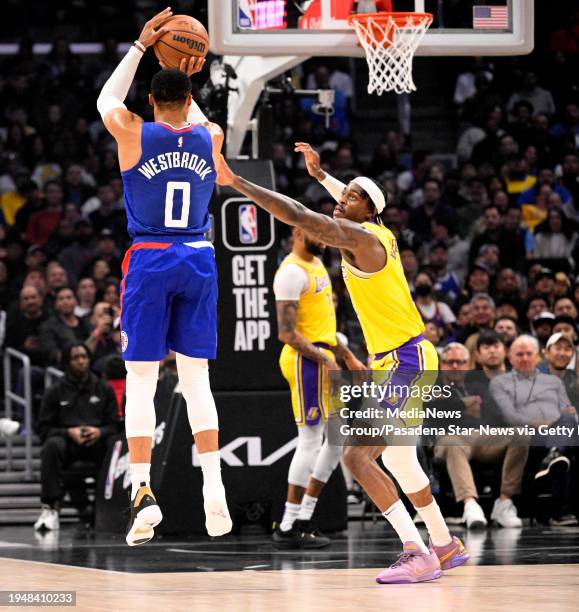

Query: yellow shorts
[[279, 344, 335, 426], [370, 335, 439, 426]]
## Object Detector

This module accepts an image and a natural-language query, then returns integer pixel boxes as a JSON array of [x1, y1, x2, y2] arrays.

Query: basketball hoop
[[348, 12, 433, 95]]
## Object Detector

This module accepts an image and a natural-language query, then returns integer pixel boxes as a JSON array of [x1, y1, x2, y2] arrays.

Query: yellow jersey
[[275, 253, 337, 346], [341, 222, 424, 354]]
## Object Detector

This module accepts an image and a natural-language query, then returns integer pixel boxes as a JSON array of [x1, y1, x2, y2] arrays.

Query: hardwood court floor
[[1, 525, 579, 611], [3, 557, 579, 612]]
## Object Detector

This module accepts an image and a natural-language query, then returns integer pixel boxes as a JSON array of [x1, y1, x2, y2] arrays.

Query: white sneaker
[[0, 417, 19, 438], [34, 505, 60, 531], [203, 486, 232, 537], [491, 498, 522, 528], [463, 500, 488, 529]]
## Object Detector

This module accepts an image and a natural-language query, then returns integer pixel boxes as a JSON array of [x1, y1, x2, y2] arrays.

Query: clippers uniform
[[342, 223, 438, 425], [275, 253, 337, 425], [120, 121, 217, 361]]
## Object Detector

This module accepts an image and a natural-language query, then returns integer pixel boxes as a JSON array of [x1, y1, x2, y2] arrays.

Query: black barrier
[[96, 386, 347, 535], [210, 159, 286, 391]]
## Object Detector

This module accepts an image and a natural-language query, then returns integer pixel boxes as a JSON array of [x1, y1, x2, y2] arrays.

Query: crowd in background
[[0, 2, 578, 525]]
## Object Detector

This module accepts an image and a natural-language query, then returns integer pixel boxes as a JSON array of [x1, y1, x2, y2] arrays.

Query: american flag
[[473, 5, 509, 29]]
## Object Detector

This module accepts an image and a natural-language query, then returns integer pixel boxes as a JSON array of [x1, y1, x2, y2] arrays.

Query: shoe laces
[[391, 552, 413, 568]]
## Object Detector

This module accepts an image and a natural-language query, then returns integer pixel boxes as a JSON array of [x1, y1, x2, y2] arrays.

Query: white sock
[[130, 463, 150, 500], [198, 451, 231, 536], [280, 502, 301, 531], [297, 494, 318, 521], [199, 450, 224, 493], [416, 499, 452, 547], [383, 500, 428, 554]]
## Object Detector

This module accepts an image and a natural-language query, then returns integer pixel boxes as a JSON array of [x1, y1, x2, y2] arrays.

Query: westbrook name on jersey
[[121, 121, 216, 242], [137, 150, 213, 181]]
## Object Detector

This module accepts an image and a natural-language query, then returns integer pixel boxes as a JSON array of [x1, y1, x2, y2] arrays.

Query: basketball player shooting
[[96, 7, 232, 546], [215, 147, 469, 583]]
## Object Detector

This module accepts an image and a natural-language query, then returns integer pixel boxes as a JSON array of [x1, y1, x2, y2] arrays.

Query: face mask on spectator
[[415, 283, 432, 297]]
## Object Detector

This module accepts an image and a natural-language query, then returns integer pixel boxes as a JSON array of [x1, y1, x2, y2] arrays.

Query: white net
[[350, 13, 433, 96]]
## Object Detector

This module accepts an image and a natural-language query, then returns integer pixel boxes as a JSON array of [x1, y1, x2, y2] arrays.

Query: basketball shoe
[[375, 542, 443, 584], [203, 486, 232, 537], [272, 523, 301, 550], [294, 519, 331, 549], [429, 536, 470, 570], [126, 482, 163, 546]]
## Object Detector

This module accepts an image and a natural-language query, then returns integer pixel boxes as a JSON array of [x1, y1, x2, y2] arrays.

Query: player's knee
[[311, 443, 342, 483], [176, 353, 209, 383], [125, 361, 159, 384], [381, 446, 429, 494]]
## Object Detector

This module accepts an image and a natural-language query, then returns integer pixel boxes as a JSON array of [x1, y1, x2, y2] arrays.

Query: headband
[[352, 176, 386, 214]]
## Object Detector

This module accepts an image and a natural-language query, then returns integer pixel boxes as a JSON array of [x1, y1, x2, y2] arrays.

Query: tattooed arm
[[227, 174, 375, 252], [276, 300, 340, 370]]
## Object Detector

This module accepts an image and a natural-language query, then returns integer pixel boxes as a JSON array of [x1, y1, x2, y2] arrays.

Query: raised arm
[[97, 8, 208, 145], [97, 7, 175, 136], [216, 156, 375, 252], [294, 142, 346, 203]]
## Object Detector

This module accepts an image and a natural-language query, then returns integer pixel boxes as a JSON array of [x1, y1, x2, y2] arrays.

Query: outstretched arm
[[294, 142, 346, 203], [217, 158, 373, 251]]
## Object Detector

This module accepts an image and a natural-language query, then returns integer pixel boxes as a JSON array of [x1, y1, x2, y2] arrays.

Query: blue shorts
[[120, 240, 217, 361]]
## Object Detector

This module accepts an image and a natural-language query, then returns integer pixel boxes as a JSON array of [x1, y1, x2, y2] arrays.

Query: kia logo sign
[[192, 436, 297, 466]]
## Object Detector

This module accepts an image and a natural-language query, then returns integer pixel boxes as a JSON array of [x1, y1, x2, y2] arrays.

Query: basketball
[[153, 14, 209, 69]]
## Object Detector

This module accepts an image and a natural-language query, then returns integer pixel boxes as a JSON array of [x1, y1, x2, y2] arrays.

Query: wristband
[[133, 40, 146, 53]]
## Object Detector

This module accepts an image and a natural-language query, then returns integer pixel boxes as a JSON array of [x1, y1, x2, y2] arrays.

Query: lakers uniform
[[120, 121, 217, 361], [274, 253, 337, 426], [342, 222, 438, 424]]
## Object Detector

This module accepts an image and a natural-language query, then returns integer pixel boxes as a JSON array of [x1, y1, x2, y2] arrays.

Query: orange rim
[[347, 12, 432, 49], [347, 11, 433, 27]]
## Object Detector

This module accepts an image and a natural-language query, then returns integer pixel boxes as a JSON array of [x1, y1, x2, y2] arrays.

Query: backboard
[[208, 0, 534, 57]]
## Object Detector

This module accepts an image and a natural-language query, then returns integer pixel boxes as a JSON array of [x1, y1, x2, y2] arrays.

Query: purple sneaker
[[375, 542, 443, 584], [430, 536, 469, 570]]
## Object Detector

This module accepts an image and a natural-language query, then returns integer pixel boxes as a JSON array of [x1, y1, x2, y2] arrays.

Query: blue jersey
[[121, 121, 215, 242]]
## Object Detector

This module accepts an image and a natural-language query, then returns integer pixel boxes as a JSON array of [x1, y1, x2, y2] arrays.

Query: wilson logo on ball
[[172, 35, 206, 52]]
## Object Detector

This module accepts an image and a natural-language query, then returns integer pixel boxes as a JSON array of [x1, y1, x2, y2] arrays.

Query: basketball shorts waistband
[[374, 334, 425, 361]]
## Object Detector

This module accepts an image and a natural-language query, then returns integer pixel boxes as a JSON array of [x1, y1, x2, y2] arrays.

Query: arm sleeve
[[489, 376, 527, 426], [273, 264, 308, 300], [96, 46, 144, 120], [320, 173, 347, 203]]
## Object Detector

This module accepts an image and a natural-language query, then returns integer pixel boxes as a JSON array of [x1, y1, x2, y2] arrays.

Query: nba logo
[[239, 204, 258, 244]]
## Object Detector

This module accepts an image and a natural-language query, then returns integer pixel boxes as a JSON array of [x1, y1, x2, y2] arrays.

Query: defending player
[[215, 147, 468, 583], [97, 8, 231, 545], [273, 227, 364, 549]]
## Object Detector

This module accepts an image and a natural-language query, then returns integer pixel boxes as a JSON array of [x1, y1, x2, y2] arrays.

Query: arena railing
[[3, 348, 33, 480], [44, 366, 64, 390]]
